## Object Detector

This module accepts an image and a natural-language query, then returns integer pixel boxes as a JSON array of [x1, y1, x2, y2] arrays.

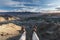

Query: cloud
[[1, 0, 40, 7], [0, 0, 60, 12], [1, 0, 60, 12], [8, 7, 41, 12], [0, 10, 9, 12], [5, 1, 20, 6], [0, 0, 20, 7], [0, 0, 41, 12], [43, 0, 60, 9]]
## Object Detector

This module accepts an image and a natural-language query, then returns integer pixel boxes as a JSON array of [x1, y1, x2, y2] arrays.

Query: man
[[32, 26, 39, 40], [19, 26, 26, 40]]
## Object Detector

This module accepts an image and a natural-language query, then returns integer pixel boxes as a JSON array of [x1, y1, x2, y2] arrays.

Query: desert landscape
[[0, 12, 60, 40], [0, 0, 60, 40], [0, 14, 22, 40]]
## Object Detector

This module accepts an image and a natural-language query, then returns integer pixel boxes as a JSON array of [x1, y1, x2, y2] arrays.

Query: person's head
[[22, 26, 25, 32], [33, 25, 37, 32]]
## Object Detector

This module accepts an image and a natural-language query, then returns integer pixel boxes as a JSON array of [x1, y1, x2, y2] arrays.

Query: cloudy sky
[[0, 0, 60, 12]]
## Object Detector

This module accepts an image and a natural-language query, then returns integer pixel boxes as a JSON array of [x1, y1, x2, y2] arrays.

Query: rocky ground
[[0, 23, 21, 40], [0, 13, 60, 40]]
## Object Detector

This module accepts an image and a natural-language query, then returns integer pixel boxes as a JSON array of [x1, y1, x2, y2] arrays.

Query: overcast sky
[[0, 0, 60, 12]]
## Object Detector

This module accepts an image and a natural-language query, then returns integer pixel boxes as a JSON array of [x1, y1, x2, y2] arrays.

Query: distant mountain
[[0, 12, 39, 15]]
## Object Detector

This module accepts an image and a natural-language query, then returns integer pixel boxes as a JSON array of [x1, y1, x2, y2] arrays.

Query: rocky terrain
[[0, 15, 20, 22], [0, 12, 60, 40], [0, 23, 22, 40]]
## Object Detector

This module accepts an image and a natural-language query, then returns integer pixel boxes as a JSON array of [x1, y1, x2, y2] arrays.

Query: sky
[[0, 0, 60, 12]]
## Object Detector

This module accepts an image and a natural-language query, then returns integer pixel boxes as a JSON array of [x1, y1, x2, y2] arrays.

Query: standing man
[[32, 25, 39, 40], [19, 26, 26, 40]]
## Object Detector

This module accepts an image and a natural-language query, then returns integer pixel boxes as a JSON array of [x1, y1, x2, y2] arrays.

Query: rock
[[0, 23, 22, 35], [0, 17, 6, 22], [0, 15, 20, 22]]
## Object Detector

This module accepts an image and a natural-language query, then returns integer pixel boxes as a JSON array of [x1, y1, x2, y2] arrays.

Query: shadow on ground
[[6, 34, 21, 40]]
